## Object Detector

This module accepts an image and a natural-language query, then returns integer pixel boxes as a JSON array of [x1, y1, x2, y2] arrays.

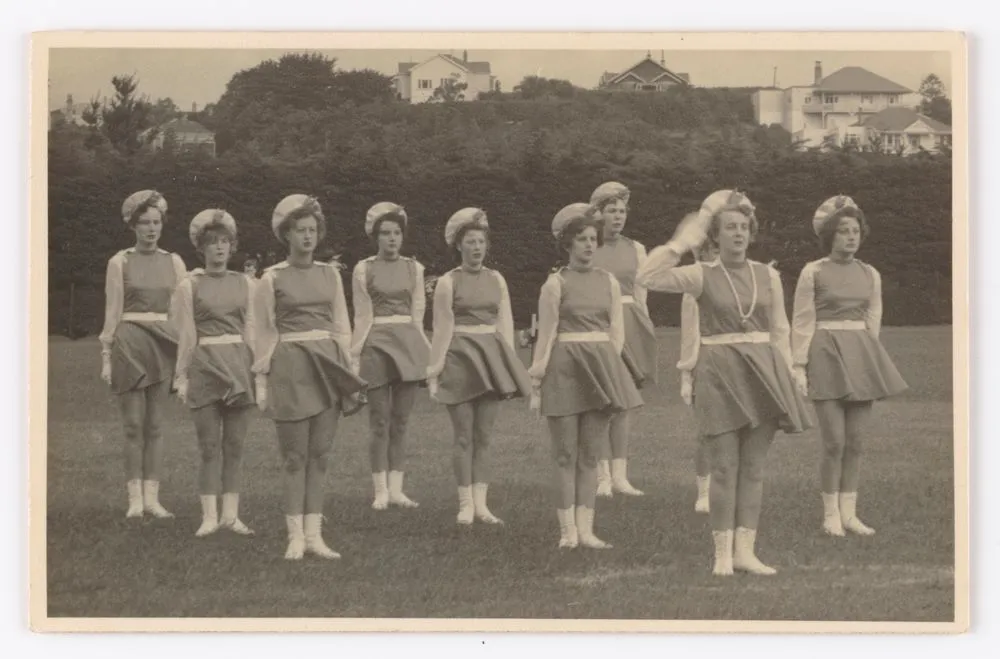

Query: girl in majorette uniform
[[791, 196, 908, 537], [589, 181, 655, 498], [427, 208, 533, 525], [100, 190, 187, 520], [528, 203, 643, 549], [637, 190, 813, 576], [251, 194, 368, 560], [351, 202, 429, 510], [171, 209, 256, 537], [678, 241, 721, 514]]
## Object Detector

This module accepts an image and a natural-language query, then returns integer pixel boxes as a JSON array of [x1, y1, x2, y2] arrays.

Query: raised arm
[[790, 261, 819, 367], [635, 244, 705, 297]]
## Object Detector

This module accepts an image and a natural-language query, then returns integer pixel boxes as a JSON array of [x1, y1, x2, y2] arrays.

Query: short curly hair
[[816, 205, 870, 253], [195, 219, 239, 254], [556, 215, 604, 257], [369, 212, 407, 248], [127, 194, 167, 228], [276, 204, 327, 246], [706, 207, 759, 247]]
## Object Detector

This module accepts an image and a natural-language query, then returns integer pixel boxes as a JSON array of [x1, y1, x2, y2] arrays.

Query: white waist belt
[[701, 331, 770, 346], [280, 330, 333, 343], [373, 315, 413, 325], [559, 331, 610, 343], [454, 324, 497, 335], [621, 295, 635, 304], [200, 334, 243, 346], [122, 312, 168, 322], [817, 320, 866, 331]]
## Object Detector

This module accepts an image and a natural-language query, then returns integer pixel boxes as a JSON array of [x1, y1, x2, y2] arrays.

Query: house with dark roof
[[857, 106, 952, 154], [598, 52, 690, 91], [752, 61, 926, 149], [394, 52, 496, 103], [147, 116, 216, 156]]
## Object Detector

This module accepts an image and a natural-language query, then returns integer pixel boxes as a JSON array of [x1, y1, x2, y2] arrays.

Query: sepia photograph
[[29, 30, 968, 633]]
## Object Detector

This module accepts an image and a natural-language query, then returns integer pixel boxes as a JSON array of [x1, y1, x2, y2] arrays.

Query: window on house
[[909, 135, 921, 148], [824, 95, 839, 104], [804, 97, 811, 104], [641, 84, 657, 91], [418, 79, 433, 90], [861, 95, 874, 104], [888, 95, 897, 104]]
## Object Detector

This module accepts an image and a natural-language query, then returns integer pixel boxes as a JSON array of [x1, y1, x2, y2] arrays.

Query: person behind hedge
[[529, 203, 643, 549], [791, 196, 908, 538], [426, 208, 532, 525], [636, 190, 813, 576], [251, 194, 368, 560], [100, 190, 187, 520], [677, 240, 721, 514], [170, 209, 257, 538], [589, 181, 655, 498], [351, 202, 429, 511]]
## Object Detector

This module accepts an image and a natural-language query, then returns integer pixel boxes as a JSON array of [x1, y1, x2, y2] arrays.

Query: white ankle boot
[[220, 492, 254, 535], [695, 476, 711, 514], [457, 486, 474, 525], [712, 530, 734, 576], [733, 527, 777, 575], [388, 471, 418, 508], [822, 492, 846, 536], [142, 480, 174, 519], [557, 508, 578, 548], [611, 459, 643, 496], [596, 460, 613, 498], [371, 472, 389, 510], [576, 505, 612, 549], [195, 495, 219, 537], [840, 492, 875, 536], [304, 513, 341, 559], [126, 479, 144, 518], [472, 483, 503, 524], [284, 515, 305, 560]]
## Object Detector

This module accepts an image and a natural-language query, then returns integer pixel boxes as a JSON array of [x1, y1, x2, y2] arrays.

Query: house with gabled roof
[[145, 116, 216, 156], [394, 51, 496, 103], [598, 51, 691, 91], [752, 61, 926, 149], [856, 106, 952, 155]]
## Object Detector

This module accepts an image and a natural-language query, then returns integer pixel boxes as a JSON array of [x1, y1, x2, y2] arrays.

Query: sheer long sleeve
[[527, 274, 561, 381], [98, 251, 125, 354], [496, 271, 516, 350], [412, 260, 432, 348], [790, 261, 818, 367], [677, 293, 700, 371], [169, 275, 196, 383], [633, 240, 650, 316], [242, 276, 257, 349], [329, 265, 353, 357], [426, 273, 455, 380], [350, 261, 374, 363], [865, 264, 883, 340], [635, 244, 705, 297], [768, 266, 794, 374], [608, 274, 625, 354], [251, 271, 278, 375], [171, 253, 188, 287]]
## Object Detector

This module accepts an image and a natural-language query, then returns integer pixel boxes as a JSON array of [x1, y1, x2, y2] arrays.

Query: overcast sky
[[48, 48, 952, 110]]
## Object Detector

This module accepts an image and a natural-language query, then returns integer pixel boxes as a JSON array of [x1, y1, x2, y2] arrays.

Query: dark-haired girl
[[171, 209, 256, 537], [791, 196, 908, 538], [427, 208, 532, 525], [528, 203, 643, 550], [351, 202, 429, 511], [100, 190, 187, 520]]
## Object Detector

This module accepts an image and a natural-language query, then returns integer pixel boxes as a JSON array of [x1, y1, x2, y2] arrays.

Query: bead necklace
[[719, 260, 758, 331]]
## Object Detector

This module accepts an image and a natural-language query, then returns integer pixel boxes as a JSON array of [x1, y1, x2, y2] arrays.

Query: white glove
[[427, 377, 440, 402], [174, 375, 189, 404], [670, 212, 710, 254], [792, 365, 809, 398], [680, 371, 694, 406], [100, 353, 112, 386], [255, 374, 268, 411]]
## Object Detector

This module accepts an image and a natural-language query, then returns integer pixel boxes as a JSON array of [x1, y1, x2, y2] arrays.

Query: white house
[[598, 52, 690, 91], [394, 52, 496, 103], [752, 62, 926, 149], [146, 117, 217, 156], [855, 107, 952, 155]]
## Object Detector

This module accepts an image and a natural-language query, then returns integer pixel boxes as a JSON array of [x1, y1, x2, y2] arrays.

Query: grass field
[[44, 326, 955, 621]]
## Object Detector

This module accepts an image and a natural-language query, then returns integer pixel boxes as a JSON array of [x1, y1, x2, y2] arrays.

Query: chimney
[[814, 61, 823, 85], [463, 50, 468, 63], [192, 102, 197, 113], [660, 50, 665, 65]]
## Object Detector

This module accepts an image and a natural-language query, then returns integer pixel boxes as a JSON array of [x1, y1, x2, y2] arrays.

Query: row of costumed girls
[[99, 182, 907, 575]]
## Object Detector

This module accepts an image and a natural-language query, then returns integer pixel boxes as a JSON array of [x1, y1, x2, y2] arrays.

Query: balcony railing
[[802, 102, 886, 114]]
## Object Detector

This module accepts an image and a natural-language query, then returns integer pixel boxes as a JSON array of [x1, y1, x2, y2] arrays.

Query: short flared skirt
[[540, 341, 644, 418], [693, 342, 814, 437], [110, 321, 177, 395], [267, 339, 368, 422], [806, 329, 909, 402], [437, 333, 533, 406], [620, 303, 658, 388], [187, 343, 255, 410], [360, 324, 430, 388]]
